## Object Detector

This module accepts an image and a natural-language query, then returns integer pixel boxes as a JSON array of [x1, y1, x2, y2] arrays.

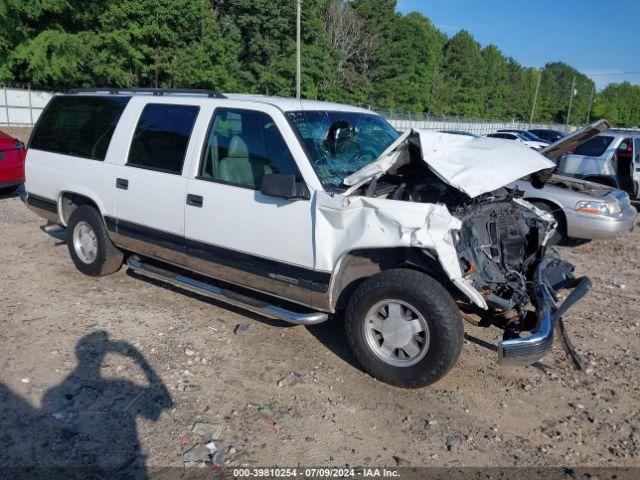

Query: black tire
[[345, 269, 463, 388], [531, 201, 566, 245], [66, 205, 123, 276]]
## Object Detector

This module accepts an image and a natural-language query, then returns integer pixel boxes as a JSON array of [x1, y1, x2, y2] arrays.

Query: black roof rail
[[65, 87, 226, 99]]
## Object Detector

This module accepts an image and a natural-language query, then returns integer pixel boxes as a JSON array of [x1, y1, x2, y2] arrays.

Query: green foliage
[[533, 62, 595, 125], [432, 30, 484, 117], [0, 0, 637, 126], [481, 45, 509, 118], [593, 82, 640, 127]]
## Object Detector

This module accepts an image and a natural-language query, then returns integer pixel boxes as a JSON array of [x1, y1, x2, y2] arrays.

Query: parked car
[[0, 130, 26, 195], [25, 89, 589, 387], [529, 128, 565, 143], [512, 175, 635, 244], [498, 129, 551, 145], [445, 127, 636, 244], [486, 132, 548, 150], [558, 129, 640, 198]]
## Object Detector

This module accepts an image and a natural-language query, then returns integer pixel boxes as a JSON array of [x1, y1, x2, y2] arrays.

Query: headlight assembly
[[575, 199, 620, 216]]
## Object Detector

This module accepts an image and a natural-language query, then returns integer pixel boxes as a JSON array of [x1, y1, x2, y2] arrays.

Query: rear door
[[184, 104, 318, 305], [112, 100, 200, 255]]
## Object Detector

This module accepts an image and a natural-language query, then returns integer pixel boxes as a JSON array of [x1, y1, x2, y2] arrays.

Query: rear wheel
[[66, 205, 123, 276], [345, 269, 463, 388], [532, 201, 566, 245]]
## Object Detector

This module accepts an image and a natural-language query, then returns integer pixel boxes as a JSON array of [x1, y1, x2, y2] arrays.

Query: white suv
[[25, 89, 590, 387]]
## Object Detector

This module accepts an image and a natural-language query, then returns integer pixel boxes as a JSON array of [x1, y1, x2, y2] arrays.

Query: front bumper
[[566, 203, 637, 240], [498, 257, 590, 366]]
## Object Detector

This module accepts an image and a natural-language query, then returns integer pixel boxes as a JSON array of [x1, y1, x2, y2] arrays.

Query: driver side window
[[198, 108, 298, 189]]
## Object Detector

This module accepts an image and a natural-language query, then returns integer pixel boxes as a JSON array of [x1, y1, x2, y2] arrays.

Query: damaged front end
[[342, 129, 591, 367], [453, 192, 590, 366]]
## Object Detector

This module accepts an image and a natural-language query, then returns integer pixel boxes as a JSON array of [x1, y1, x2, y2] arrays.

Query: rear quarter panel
[[25, 150, 118, 223]]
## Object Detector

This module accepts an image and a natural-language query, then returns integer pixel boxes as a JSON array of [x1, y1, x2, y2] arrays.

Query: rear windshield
[[29, 95, 131, 160], [573, 135, 614, 157]]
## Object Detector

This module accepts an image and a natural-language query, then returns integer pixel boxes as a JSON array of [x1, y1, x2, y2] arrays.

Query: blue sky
[[396, 0, 640, 90]]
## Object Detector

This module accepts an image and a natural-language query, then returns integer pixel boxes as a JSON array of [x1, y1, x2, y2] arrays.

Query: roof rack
[[66, 88, 226, 99]]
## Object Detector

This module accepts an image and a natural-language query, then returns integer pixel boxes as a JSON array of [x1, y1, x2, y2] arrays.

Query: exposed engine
[[454, 195, 551, 311]]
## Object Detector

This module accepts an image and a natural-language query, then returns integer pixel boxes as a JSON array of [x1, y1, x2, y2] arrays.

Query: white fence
[[0, 87, 56, 126], [0, 86, 580, 134], [378, 109, 577, 135]]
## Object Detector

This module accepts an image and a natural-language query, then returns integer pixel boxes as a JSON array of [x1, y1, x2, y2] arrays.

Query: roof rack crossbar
[[66, 88, 226, 99]]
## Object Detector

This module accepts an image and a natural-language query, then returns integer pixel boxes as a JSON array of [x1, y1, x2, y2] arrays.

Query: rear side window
[[573, 136, 614, 157], [489, 133, 515, 140], [29, 95, 130, 160], [127, 104, 199, 174]]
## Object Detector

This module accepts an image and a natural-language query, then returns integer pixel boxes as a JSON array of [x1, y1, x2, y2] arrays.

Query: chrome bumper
[[498, 257, 591, 366]]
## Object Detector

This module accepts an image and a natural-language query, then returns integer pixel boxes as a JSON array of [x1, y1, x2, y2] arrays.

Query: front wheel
[[66, 205, 123, 276], [345, 269, 463, 388]]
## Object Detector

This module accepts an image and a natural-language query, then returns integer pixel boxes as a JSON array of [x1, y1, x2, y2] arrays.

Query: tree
[[1, 0, 638, 127], [432, 30, 484, 117], [480, 45, 509, 118], [322, 0, 376, 103], [594, 82, 640, 127], [535, 62, 595, 124], [376, 12, 445, 111]]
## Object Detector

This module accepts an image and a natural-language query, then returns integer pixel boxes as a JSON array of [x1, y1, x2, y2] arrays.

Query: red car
[[0, 130, 26, 195]]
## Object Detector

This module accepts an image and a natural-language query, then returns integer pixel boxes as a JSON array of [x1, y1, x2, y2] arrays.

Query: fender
[[58, 189, 107, 226]]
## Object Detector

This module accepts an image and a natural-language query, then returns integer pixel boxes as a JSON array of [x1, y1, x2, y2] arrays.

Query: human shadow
[[0, 331, 173, 479]]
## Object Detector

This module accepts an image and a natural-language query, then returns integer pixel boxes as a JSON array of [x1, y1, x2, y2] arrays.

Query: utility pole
[[586, 84, 595, 124], [529, 68, 542, 125], [565, 76, 576, 131], [296, 0, 302, 100]]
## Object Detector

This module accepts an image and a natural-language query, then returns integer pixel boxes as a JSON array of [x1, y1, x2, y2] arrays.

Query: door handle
[[186, 194, 203, 207], [116, 178, 129, 190]]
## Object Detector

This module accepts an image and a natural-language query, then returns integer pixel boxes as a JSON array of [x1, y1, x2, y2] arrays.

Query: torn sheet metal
[[342, 130, 412, 195], [344, 129, 556, 198], [512, 197, 558, 245], [315, 191, 488, 309]]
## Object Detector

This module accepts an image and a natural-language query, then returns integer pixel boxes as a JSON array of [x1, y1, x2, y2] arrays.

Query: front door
[[184, 106, 319, 306]]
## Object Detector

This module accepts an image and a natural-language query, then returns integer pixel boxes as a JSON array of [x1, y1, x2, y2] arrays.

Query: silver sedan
[[512, 175, 636, 243]]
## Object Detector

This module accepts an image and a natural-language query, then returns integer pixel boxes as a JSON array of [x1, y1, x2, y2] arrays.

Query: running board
[[126, 257, 329, 325]]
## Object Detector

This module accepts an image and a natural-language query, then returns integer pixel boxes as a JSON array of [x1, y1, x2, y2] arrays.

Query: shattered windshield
[[286, 110, 401, 189]]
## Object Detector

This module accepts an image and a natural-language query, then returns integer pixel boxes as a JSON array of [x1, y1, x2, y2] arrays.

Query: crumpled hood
[[343, 129, 556, 198]]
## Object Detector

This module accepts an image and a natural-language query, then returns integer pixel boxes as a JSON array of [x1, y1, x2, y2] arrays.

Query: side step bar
[[126, 257, 329, 325]]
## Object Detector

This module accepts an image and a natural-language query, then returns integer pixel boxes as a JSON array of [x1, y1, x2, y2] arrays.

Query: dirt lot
[[1, 187, 640, 473]]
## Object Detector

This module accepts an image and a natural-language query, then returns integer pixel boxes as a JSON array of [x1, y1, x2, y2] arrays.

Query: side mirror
[[260, 174, 310, 200]]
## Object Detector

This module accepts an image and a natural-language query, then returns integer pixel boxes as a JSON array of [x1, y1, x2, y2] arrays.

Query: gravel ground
[[1, 187, 639, 472]]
